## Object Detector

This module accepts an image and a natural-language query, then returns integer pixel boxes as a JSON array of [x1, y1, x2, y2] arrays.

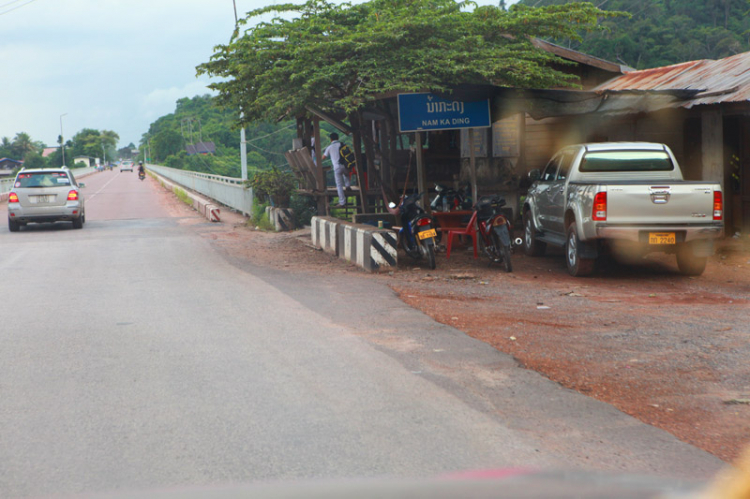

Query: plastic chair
[[446, 210, 478, 259]]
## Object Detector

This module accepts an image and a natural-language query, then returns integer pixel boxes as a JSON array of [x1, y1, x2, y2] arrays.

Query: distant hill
[[516, 0, 750, 69]]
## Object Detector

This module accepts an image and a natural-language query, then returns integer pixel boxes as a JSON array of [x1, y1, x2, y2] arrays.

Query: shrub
[[290, 193, 317, 227], [248, 167, 296, 207]]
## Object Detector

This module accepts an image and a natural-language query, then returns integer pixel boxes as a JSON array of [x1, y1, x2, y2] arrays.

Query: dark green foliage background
[[141, 94, 299, 178], [517, 0, 750, 69]]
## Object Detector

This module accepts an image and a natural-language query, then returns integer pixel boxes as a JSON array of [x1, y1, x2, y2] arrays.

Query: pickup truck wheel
[[566, 222, 595, 277], [523, 214, 546, 257], [676, 245, 707, 276]]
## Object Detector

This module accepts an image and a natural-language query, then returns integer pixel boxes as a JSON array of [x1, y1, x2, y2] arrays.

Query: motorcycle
[[138, 170, 146, 181], [474, 194, 521, 272], [430, 182, 472, 212], [389, 192, 439, 270]]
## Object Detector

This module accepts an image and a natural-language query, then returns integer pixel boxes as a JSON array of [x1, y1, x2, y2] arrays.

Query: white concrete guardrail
[[146, 164, 253, 217], [311, 216, 398, 272], [1, 167, 97, 202]]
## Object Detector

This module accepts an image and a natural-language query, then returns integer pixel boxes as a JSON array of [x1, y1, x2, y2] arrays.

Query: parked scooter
[[390, 192, 439, 270], [430, 182, 472, 212], [474, 194, 521, 272]]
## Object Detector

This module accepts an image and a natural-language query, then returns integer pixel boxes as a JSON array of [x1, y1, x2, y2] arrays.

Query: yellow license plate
[[418, 228, 437, 240], [649, 232, 676, 245]]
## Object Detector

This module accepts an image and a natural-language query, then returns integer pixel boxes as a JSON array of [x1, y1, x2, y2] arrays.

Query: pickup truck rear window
[[580, 151, 674, 172]]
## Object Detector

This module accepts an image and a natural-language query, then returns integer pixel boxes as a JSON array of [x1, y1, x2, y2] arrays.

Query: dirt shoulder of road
[[171, 192, 750, 464]]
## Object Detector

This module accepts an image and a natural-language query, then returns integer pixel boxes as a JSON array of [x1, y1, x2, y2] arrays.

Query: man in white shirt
[[322, 132, 351, 207]]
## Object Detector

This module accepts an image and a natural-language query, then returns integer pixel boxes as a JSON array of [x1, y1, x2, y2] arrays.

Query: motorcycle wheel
[[404, 235, 422, 261], [430, 217, 442, 244], [421, 239, 437, 270], [490, 229, 513, 272], [501, 241, 512, 273]]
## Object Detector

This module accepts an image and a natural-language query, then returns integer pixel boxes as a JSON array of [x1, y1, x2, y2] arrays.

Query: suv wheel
[[72, 216, 83, 229], [565, 222, 595, 277], [523, 212, 546, 257], [8, 218, 20, 232], [676, 243, 707, 276]]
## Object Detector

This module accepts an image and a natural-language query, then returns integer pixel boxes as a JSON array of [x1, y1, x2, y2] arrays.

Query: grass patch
[[247, 202, 275, 231], [254, 212, 275, 231], [174, 187, 193, 206]]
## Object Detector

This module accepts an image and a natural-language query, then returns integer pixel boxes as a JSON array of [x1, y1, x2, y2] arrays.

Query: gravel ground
[[176, 195, 750, 464]]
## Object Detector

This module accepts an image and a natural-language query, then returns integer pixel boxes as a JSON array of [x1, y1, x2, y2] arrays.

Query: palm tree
[[11, 132, 35, 159]]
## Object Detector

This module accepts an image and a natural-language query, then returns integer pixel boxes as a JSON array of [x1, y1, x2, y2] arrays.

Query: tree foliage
[[69, 128, 120, 162], [196, 0, 620, 124], [517, 0, 750, 69], [139, 94, 302, 178]]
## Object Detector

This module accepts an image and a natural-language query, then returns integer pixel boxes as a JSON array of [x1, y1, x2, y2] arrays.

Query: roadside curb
[[150, 170, 221, 223]]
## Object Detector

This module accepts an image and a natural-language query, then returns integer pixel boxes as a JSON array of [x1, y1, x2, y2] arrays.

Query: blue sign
[[398, 93, 491, 132]]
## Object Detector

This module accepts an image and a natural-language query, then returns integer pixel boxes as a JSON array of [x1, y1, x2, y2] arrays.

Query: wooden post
[[469, 128, 478, 205], [352, 131, 367, 213], [701, 109, 724, 189], [416, 131, 426, 209], [313, 118, 329, 216], [363, 121, 376, 192]]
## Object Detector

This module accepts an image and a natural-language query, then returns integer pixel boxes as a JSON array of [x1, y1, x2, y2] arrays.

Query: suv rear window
[[580, 151, 674, 172], [15, 172, 72, 188]]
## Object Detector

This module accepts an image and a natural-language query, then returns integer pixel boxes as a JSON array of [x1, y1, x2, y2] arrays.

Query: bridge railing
[[147, 164, 254, 216]]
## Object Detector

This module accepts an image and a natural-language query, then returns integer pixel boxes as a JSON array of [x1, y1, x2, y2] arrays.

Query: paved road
[[0, 171, 723, 497]]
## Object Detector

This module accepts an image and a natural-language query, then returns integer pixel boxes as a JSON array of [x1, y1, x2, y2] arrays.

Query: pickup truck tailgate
[[606, 183, 717, 225]]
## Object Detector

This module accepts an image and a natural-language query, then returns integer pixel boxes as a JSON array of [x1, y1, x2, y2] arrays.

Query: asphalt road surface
[[0, 170, 724, 497]]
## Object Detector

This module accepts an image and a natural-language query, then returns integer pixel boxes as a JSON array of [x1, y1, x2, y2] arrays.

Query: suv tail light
[[713, 191, 723, 220], [67, 190, 79, 201], [592, 192, 607, 221], [8, 192, 19, 203]]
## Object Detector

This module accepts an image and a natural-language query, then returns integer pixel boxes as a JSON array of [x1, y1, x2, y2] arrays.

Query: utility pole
[[233, 0, 248, 180], [59, 113, 68, 166]]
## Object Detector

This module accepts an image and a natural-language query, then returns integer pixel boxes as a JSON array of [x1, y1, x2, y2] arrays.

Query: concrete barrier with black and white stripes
[[266, 206, 294, 232], [311, 216, 398, 272], [311, 216, 339, 256]]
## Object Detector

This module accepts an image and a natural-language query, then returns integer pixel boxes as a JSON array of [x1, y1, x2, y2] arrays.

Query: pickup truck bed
[[523, 142, 723, 276]]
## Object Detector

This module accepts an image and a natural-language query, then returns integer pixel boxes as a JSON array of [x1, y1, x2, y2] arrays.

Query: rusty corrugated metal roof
[[595, 51, 750, 108], [531, 38, 630, 75]]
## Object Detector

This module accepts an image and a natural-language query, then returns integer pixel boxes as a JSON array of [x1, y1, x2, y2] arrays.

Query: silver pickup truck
[[522, 142, 724, 277]]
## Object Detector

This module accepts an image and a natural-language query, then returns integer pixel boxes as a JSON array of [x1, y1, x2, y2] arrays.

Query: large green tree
[[70, 129, 119, 160], [197, 0, 619, 124]]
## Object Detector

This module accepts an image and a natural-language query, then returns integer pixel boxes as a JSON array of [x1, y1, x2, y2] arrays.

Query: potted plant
[[248, 167, 296, 207]]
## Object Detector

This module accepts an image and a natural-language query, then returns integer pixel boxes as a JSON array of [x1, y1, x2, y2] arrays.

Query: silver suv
[[7, 167, 86, 232]]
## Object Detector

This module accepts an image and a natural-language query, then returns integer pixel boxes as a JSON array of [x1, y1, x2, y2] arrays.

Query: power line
[[0, 0, 26, 9], [242, 122, 297, 156], [0, 0, 40, 16], [245, 122, 296, 144]]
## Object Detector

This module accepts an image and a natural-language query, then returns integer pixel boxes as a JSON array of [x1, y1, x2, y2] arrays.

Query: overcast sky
[[1, 0, 517, 150]]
